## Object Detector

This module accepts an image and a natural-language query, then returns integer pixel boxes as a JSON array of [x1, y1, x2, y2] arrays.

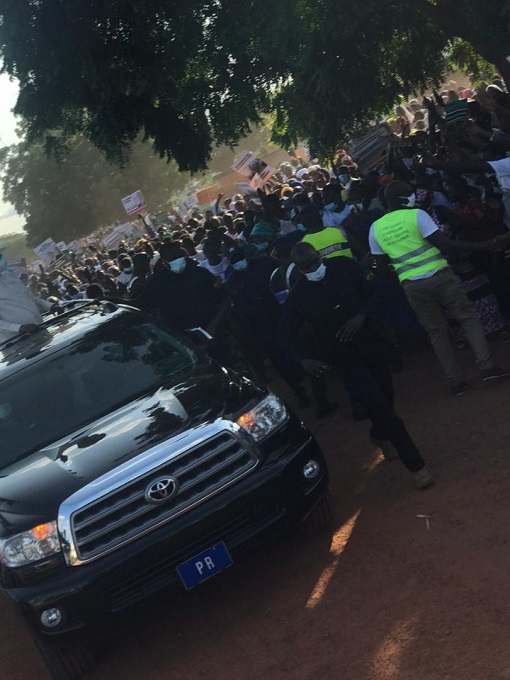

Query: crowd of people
[[4, 75, 510, 490]]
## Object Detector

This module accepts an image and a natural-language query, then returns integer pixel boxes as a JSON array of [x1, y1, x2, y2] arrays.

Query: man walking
[[279, 242, 433, 489], [369, 181, 508, 395]]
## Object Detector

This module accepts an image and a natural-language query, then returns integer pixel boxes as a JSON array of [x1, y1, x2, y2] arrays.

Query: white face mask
[[400, 193, 416, 208], [232, 259, 248, 271], [305, 262, 327, 282], [168, 257, 187, 274]]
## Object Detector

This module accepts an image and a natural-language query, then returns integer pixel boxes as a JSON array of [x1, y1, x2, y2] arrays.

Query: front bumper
[[4, 422, 328, 640]]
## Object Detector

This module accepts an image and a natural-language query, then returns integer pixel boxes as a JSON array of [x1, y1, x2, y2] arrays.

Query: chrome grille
[[68, 430, 258, 563]]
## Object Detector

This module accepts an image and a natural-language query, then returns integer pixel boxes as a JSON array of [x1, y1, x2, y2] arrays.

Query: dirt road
[[4, 343, 510, 680]]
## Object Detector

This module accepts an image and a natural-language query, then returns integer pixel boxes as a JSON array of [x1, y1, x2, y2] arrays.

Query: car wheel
[[34, 638, 96, 680], [300, 494, 333, 537]]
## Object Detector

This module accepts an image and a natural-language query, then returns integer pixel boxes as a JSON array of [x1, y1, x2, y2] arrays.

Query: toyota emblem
[[145, 477, 179, 504]]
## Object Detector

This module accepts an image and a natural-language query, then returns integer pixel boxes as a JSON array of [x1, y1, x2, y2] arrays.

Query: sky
[[0, 73, 24, 236]]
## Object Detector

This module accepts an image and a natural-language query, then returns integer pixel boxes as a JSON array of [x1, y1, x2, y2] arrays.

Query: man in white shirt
[[369, 181, 508, 395], [116, 256, 134, 295], [198, 239, 233, 283], [0, 248, 53, 344]]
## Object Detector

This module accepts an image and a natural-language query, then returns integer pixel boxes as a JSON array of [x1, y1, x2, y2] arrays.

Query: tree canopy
[[0, 135, 190, 246], [0, 1, 510, 170]]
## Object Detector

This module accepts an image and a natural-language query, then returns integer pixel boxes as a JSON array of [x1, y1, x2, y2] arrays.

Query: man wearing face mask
[[321, 183, 352, 228], [249, 222, 277, 257], [370, 181, 508, 395], [137, 243, 229, 336], [300, 205, 358, 260], [0, 247, 53, 344], [224, 247, 280, 370], [279, 242, 432, 489]]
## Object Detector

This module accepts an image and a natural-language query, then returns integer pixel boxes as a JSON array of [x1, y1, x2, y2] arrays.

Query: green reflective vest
[[372, 209, 447, 281], [301, 227, 353, 259]]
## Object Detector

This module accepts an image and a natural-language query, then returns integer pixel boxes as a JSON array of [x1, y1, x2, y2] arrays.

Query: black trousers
[[334, 336, 425, 473]]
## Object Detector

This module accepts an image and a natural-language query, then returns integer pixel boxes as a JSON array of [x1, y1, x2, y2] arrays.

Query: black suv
[[0, 302, 330, 679]]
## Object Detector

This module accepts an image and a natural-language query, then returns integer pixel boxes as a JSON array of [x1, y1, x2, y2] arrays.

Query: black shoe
[[481, 367, 510, 382], [451, 380, 467, 396], [413, 468, 434, 489]]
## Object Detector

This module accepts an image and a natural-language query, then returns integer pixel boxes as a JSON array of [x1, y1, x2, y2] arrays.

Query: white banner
[[249, 173, 265, 190], [121, 190, 146, 216], [233, 152, 275, 182], [102, 224, 133, 250], [183, 194, 199, 209], [232, 152, 257, 177], [33, 238, 61, 267]]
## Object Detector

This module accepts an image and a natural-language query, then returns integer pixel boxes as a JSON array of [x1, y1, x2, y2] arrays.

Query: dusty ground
[[4, 341, 510, 680]]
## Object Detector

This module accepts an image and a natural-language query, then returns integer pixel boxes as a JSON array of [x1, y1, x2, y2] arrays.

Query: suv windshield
[[0, 317, 198, 466]]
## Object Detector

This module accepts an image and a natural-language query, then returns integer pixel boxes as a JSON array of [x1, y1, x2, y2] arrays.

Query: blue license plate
[[177, 542, 233, 590]]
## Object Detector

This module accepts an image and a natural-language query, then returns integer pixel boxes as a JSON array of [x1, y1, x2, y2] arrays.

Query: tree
[[0, 1, 509, 169], [0, 231, 36, 262], [0, 135, 190, 246]]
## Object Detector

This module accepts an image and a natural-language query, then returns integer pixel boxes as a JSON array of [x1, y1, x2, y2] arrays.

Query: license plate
[[177, 542, 233, 590]]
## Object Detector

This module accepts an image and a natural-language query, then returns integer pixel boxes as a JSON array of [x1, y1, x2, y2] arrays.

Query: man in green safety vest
[[369, 180, 509, 396], [299, 205, 362, 260]]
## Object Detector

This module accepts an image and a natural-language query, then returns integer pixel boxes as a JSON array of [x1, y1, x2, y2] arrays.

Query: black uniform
[[279, 257, 425, 473]]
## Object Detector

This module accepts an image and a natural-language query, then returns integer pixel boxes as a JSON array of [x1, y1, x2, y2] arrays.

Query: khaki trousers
[[402, 267, 493, 384]]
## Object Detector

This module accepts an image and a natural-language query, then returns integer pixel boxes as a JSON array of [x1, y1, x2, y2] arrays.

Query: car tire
[[300, 494, 333, 537], [34, 638, 96, 680]]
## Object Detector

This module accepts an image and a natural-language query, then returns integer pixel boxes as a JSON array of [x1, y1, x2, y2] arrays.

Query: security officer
[[299, 205, 356, 260], [369, 180, 508, 395], [279, 241, 433, 489]]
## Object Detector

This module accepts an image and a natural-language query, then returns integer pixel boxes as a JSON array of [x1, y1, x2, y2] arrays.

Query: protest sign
[[249, 174, 265, 190], [232, 152, 257, 177], [33, 238, 61, 267], [349, 124, 391, 174], [233, 152, 275, 182], [102, 224, 133, 250], [7, 258, 27, 277], [121, 190, 146, 216]]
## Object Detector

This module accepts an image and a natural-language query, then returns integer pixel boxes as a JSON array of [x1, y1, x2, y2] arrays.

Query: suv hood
[[0, 363, 259, 536]]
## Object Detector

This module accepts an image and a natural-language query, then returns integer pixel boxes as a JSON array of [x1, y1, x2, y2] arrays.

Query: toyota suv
[[0, 302, 330, 679]]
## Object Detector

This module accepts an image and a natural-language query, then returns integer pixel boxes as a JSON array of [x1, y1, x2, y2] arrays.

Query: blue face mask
[[339, 174, 350, 184], [324, 202, 336, 211], [297, 224, 307, 232], [0, 256, 7, 274], [167, 257, 187, 274], [255, 242, 269, 252], [232, 259, 248, 271]]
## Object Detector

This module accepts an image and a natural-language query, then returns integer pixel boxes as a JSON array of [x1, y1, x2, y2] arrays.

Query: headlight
[[236, 394, 288, 442], [0, 521, 61, 568]]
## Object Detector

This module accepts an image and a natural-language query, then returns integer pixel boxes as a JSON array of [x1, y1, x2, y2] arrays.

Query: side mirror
[[185, 327, 213, 345]]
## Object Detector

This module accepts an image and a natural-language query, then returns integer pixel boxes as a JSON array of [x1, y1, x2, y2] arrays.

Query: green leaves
[[0, 135, 191, 245], [0, 0, 509, 172]]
